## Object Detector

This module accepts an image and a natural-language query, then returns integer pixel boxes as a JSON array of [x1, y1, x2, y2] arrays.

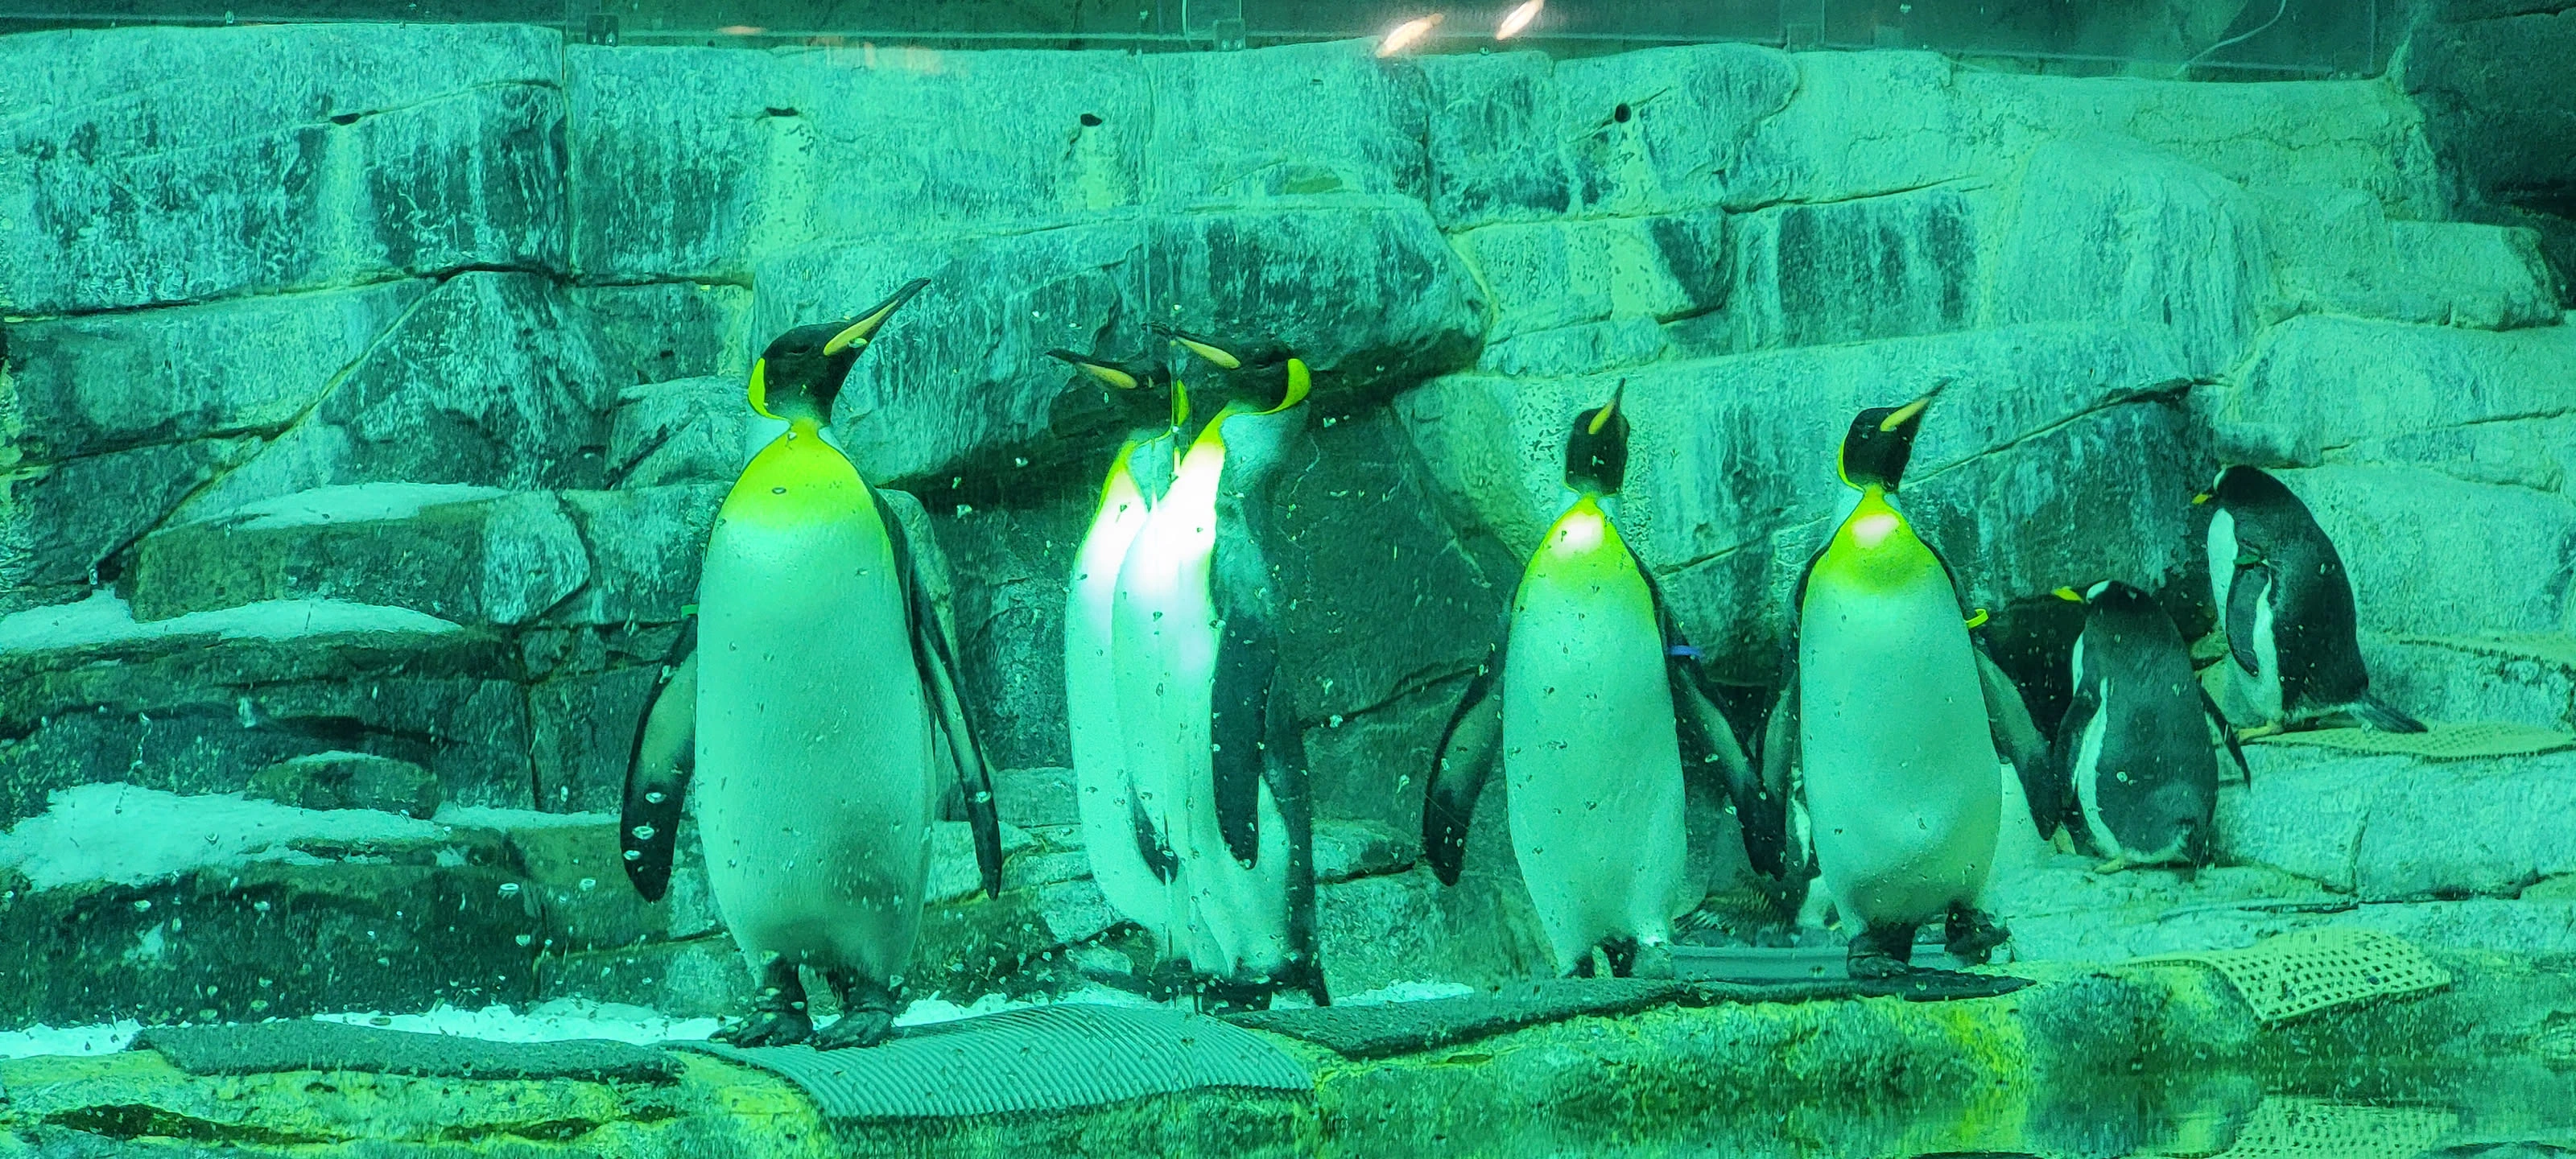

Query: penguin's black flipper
[[2198, 685, 2253, 785], [2224, 563, 2271, 677], [621, 617, 698, 902], [1750, 671, 1800, 879], [1211, 617, 1281, 867], [1637, 565, 1759, 856], [876, 489, 1004, 901], [1973, 643, 2058, 839], [1265, 672, 1328, 1007], [1423, 644, 1505, 887]]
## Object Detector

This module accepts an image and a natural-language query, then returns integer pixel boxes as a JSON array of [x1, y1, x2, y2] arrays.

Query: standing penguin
[[1759, 386, 2048, 978], [619, 279, 1004, 1049], [1052, 345, 1183, 949], [2052, 580, 2249, 871], [2200, 466, 2423, 735], [1111, 333, 1324, 1011], [1420, 384, 1751, 978]]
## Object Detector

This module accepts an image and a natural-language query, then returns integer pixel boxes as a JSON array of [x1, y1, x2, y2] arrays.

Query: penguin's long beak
[[2054, 586, 2087, 604], [1588, 380, 1625, 435], [1047, 349, 1143, 391], [1150, 322, 1241, 369], [824, 277, 931, 355], [1878, 380, 1945, 433]]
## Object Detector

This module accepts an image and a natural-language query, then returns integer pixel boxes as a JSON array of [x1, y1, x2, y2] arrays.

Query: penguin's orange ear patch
[[747, 360, 778, 419]]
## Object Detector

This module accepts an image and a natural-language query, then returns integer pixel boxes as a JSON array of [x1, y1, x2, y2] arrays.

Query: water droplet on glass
[[645, 791, 667, 804], [632, 824, 657, 840]]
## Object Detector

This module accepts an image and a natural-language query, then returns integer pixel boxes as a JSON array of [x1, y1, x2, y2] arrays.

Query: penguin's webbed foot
[[713, 1007, 813, 1048], [1847, 924, 1916, 980], [1626, 941, 1677, 980], [810, 1009, 895, 1050], [1943, 906, 2011, 967], [1196, 978, 1274, 1015], [1142, 959, 1195, 1004]]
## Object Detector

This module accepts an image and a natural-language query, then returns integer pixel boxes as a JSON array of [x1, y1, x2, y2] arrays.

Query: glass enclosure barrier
[[0, 0, 2403, 77]]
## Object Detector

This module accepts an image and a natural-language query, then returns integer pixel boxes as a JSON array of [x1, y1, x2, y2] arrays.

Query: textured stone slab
[[1141, 40, 1428, 202], [176, 273, 617, 520], [609, 375, 748, 489], [0, 436, 261, 593], [131, 485, 591, 627], [1992, 136, 2271, 378], [137, 1020, 681, 1084], [2274, 464, 2576, 638], [1728, 184, 1984, 352], [558, 485, 727, 625], [1449, 209, 1727, 345], [1, 280, 427, 466], [572, 282, 754, 386], [0, 24, 564, 314]]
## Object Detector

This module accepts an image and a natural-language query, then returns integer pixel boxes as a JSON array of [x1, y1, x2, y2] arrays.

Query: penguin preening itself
[[1109, 332, 1326, 1011], [1757, 386, 2050, 978], [621, 279, 1004, 1049], [2199, 466, 2424, 736], [2051, 580, 2250, 872], [1055, 345, 1183, 958], [1422, 383, 1751, 978]]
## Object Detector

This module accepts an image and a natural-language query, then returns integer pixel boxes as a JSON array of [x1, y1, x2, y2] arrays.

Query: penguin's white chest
[[1798, 546, 2000, 928], [1501, 501, 1688, 970], [1110, 441, 1291, 978], [2205, 508, 2284, 724], [1067, 472, 1170, 938], [695, 474, 935, 975]]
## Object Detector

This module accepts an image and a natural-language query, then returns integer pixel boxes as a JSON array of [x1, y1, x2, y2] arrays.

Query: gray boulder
[[2273, 465, 2575, 638], [558, 485, 727, 626], [1728, 185, 1986, 353], [608, 375, 747, 489], [0, 436, 260, 596], [1141, 40, 1429, 202], [175, 273, 617, 520], [2218, 744, 2576, 902], [130, 485, 591, 628], [0, 595, 531, 823], [0, 24, 564, 315], [246, 752, 442, 820], [1448, 209, 1727, 345], [2361, 632, 2576, 732], [571, 282, 754, 386], [1992, 136, 2273, 379]]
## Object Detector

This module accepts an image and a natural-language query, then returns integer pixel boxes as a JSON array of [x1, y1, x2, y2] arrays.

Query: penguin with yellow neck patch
[[1109, 330, 1325, 1012], [619, 278, 1003, 1049], [1421, 383, 1752, 978], [1757, 386, 2047, 978]]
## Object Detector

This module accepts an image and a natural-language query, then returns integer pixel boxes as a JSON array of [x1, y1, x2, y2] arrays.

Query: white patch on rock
[[0, 591, 460, 655], [213, 483, 512, 531], [312, 998, 721, 1045], [0, 783, 446, 891], [0, 1020, 144, 1059]]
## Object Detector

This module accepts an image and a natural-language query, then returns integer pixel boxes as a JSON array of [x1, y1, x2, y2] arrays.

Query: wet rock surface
[[0, 26, 2566, 1044]]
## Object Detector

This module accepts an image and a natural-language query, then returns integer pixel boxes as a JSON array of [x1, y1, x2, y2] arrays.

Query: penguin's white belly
[[1800, 572, 2000, 928], [1067, 493, 1169, 937], [1501, 502, 1687, 972], [2207, 508, 2284, 724], [696, 509, 935, 978], [1112, 492, 1290, 977]]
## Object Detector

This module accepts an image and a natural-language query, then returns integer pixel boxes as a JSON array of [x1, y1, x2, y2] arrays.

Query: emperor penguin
[[1757, 386, 2049, 978], [1110, 330, 1326, 1011], [1420, 383, 1752, 978], [2199, 465, 2423, 736], [2052, 581, 2250, 872], [619, 278, 1004, 1049], [1050, 345, 1184, 950]]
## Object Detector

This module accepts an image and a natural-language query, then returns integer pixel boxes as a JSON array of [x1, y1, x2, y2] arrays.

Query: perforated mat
[[2202, 1096, 2455, 1158], [2135, 927, 2451, 1025], [670, 1004, 1311, 1121], [2248, 720, 2576, 760]]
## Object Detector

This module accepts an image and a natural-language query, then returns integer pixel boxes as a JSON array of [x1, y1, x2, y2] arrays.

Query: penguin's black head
[[1837, 382, 1943, 492], [749, 278, 928, 425], [1155, 323, 1301, 415], [1043, 344, 1177, 439], [2198, 464, 2293, 512], [1563, 381, 1629, 495]]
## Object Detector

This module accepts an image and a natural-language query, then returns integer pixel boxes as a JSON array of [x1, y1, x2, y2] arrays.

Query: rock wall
[[0, 23, 2568, 1026]]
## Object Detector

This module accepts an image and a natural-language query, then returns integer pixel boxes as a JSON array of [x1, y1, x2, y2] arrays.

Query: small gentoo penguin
[[620, 278, 1003, 1050], [2053, 581, 2250, 872], [1421, 382, 1751, 979], [1757, 385, 2050, 979], [2199, 465, 2423, 736], [1111, 331, 1326, 1012]]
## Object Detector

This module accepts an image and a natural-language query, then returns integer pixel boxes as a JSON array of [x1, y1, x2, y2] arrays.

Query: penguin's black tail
[[2352, 694, 2428, 733]]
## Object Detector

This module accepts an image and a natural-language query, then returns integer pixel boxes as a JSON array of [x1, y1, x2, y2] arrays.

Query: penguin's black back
[[2215, 468, 2370, 711], [2068, 584, 2219, 860]]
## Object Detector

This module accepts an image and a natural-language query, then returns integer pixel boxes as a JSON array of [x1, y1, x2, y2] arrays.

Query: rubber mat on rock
[[671, 1003, 1311, 1120]]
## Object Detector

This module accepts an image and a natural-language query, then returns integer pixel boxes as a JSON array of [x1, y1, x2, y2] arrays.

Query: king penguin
[[2051, 580, 2249, 872], [619, 278, 1004, 1049], [1051, 344, 1183, 951], [2199, 465, 2423, 736], [1110, 330, 1326, 1011], [1757, 386, 2049, 977], [1420, 383, 1750, 978]]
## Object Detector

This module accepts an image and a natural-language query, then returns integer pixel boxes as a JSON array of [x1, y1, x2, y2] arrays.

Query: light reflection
[[1375, 12, 1444, 57], [1496, 0, 1542, 39]]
